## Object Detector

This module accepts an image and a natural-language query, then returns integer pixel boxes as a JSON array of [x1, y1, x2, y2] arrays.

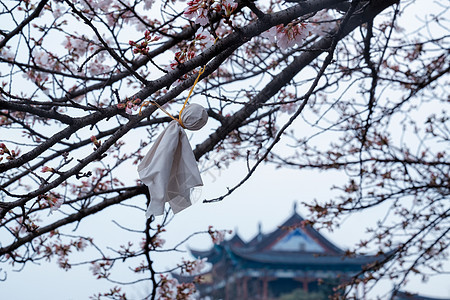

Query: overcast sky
[[2, 160, 450, 299], [1, 1, 449, 299]]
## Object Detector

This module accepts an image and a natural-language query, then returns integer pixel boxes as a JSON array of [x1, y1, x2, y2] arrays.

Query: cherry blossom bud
[[0, 143, 10, 154], [91, 136, 101, 148], [41, 166, 55, 173]]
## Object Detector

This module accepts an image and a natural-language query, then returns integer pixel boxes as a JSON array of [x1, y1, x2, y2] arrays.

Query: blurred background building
[[177, 206, 384, 300]]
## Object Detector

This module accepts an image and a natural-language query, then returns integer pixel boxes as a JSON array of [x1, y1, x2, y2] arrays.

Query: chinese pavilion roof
[[190, 211, 383, 272]]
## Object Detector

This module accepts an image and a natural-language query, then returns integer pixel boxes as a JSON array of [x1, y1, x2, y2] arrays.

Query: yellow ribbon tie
[[138, 66, 205, 128], [138, 36, 218, 126], [178, 65, 206, 128]]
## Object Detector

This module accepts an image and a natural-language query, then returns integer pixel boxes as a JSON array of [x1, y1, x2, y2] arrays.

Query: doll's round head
[[180, 103, 208, 131]]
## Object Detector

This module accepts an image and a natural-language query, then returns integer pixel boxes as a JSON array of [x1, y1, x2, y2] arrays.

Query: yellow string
[[178, 65, 206, 128], [138, 37, 219, 127], [139, 100, 184, 127], [138, 101, 150, 116]]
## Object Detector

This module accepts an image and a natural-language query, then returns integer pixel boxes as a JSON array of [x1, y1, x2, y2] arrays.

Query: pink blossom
[[125, 100, 140, 114], [22, 69, 49, 85], [52, 3, 65, 19], [221, 0, 238, 17], [266, 23, 313, 50], [41, 192, 63, 211], [126, 101, 134, 114], [184, 0, 203, 19], [183, 9, 197, 20], [276, 33, 293, 50], [157, 274, 178, 299], [89, 259, 112, 279], [41, 166, 55, 173], [0, 46, 15, 61], [310, 10, 335, 33], [196, 8, 209, 26], [106, 12, 118, 27], [208, 226, 232, 244], [184, 0, 210, 25], [117, 99, 142, 115], [266, 13, 334, 50], [176, 283, 197, 299], [143, 0, 154, 10], [0, 143, 8, 156], [261, 26, 277, 43], [185, 0, 236, 24], [62, 36, 89, 58], [195, 27, 214, 48], [49, 196, 64, 212], [90, 262, 101, 275], [181, 258, 207, 275], [283, 103, 297, 114], [157, 274, 197, 300], [129, 31, 160, 55], [81, 0, 113, 12], [32, 49, 51, 66], [145, 235, 165, 249], [154, 236, 165, 248], [88, 60, 110, 76], [167, 48, 196, 70]]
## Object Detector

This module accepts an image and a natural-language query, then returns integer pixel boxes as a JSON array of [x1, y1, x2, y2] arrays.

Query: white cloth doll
[[137, 103, 208, 217]]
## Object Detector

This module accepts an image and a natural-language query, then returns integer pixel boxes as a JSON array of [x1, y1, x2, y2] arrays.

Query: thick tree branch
[[0, 186, 145, 256], [0, 0, 49, 50], [194, 0, 399, 161]]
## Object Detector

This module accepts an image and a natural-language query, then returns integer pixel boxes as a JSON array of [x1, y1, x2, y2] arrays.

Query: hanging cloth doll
[[137, 103, 208, 217], [137, 38, 217, 218]]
